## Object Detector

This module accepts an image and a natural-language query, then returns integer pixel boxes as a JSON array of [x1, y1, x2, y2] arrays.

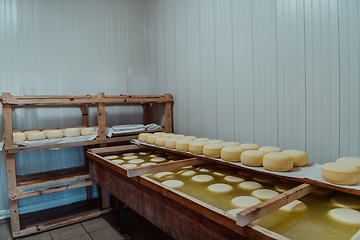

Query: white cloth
[[145, 123, 163, 131], [106, 123, 163, 137]]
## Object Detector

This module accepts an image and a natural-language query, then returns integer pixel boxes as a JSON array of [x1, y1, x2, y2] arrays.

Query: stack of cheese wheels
[[203, 144, 224, 158], [221, 146, 244, 162], [13, 132, 26, 141], [146, 134, 158, 144], [181, 136, 197, 141], [26, 131, 46, 141], [263, 152, 293, 172], [194, 138, 210, 142], [81, 127, 97, 136], [164, 138, 180, 149], [207, 139, 224, 144], [176, 139, 193, 151], [189, 141, 208, 155], [155, 137, 168, 147], [64, 128, 80, 137], [258, 146, 282, 154], [222, 142, 240, 147], [239, 143, 260, 150], [241, 150, 266, 167], [46, 129, 64, 139], [336, 157, 360, 169], [321, 162, 360, 185], [283, 150, 308, 167]]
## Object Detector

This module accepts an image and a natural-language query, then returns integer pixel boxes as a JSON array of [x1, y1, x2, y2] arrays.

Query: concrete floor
[[0, 200, 173, 240]]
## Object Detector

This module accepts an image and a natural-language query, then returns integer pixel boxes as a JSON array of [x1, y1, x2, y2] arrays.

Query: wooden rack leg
[[142, 104, 151, 125], [82, 104, 93, 200], [6, 154, 20, 233], [101, 188, 111, 209], [164, 93, 173, 133]]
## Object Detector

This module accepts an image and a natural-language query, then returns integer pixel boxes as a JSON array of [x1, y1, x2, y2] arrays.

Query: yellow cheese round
[[252, 189, 279, 200], [46, 129, 64, 139], [150, 157, 167, 163], [155, 172, 175, 179], [263, 152, 293, 172], [13, 132, 26, 141], [180, 136, 197, 140], [74, 125, 87, 129], [207, 139, 224, 144], [208, 183, 233, 193], [258, 146, 282, 153], [104, 155, 119, 160], [176, 140, 193, 152], [13, 129, 24, 133], [79, 127, 96, 136], [129, 159, 144, 164], [161, 133, 174, 137], [146, 135, 158, 144], [239, 143, 260, 150], [121, 164, 137, 169], [331, 196, 360, 209], [239, 181, 263, 190], [221, 146, 244, 162], [222, 142, 240, 147], [283, 150, 308, 167], [231, 196, 261, 208], [26, 128, 41, 132], [162, 180, 184, 188], [337, 157, 360, 169], [153, 132, 164, 135], [164, 138, 180, 149], [64, 128, 80, 137], [41, 129, 57, 133], [279, 200, 307, 213], [123, 153, 135, 156], [179, 170, 196, 176], [155, 137, 168, 147], [321, 162, 360, 185], [224, 175, 245, 183], [112, 159, 124, 164], [170, 134, 185, 138], [241, 150, 266, 167], [328, 208, 360, 224], [203, 144, 224, 158], [26, 132, 46, 141], [123, 156, 138, 160], [191, 175, 214, 182], [189, 141, 208, 155], [194, 138, 210, 142]]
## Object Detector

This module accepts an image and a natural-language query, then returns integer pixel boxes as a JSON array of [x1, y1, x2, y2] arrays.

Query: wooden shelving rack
[[1, 92, 173, 238]]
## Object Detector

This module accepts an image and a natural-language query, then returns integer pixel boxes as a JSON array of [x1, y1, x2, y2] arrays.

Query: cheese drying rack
[[0, 92, 173, 238], [86, 141, 360, 240]]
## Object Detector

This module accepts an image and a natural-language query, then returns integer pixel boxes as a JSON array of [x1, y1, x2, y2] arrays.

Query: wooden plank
[[236, 183, 317, 227], [5, 153, 20, 232], [12, 208, 113, 238], [164, 93, 173, 133], [2, 93, 14, 147], [97, 92, 106, 141], [81, 104, 89, 126], [127, 158, 206, 177], [86, 152, 128, 176], [81, 104, 93, 200], [89, 144, 147, 154], [101, 188, 111, 209], [142, 103, 151, 125], [9, 200, 20, 233], [9, 180, 94, 200]]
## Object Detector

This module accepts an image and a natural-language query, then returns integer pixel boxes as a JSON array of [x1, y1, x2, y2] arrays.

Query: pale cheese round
[[279, 200, 307, 213], [141, 162, 157, 167], [74, 125, 87, 129], [179, 170, 196, 177], [231, 196, 261, 208], [213, 169, 232, 176], [176, 140, 193, 152], [123, 153, 135, 156], [283, 150, 308, 167], [129, 159, 144, 164], [321, 162, 360, 185], [164, 138, 180, 149], [41, 129, 57, 133], [155, 137, 168, 147], [207, 139, 224, 144], [104, 155, 118, 160], [239, 143, 260, 150], [189, 141, 208, 155], [162, 180, 184, 188], [221, 146, 244, 162], [123, 156, 138, 160], [155, 172, 175, 179], [112, 160, 124, 164], [239, 181, 262, 190], [139, 152, 149, 155], [203, 144, 224, 158], [146, 135, 158, 144], [191, 175, 214, 182], [153, 132, 164, 135], [224, 175, 245, 183], [13, 129, 24, 133], [194, 138, 210, 142], [258, 146, 282, 153], [64, 128, 80, 138], [252, 189, 279, 200], [328, 208, 360, 224], [80, 127, 96, 136], [331, 196, 360, 210], [337, 157, 360, 169], [263, 152, 293, 172], [208, 183, 233, 193], [150, 157, 167, 163], [227, 208, 245, 218], [13, 132, 26, 141], [241, 150, 266, 167], [26, 132, 46, 141], [26, 129, 41, 132], [170, 134, 185, 138], [121, 164, 137, 169], [222, 142, 240, 147], [180, 136, 197, 141], [161, 133, 174, 137], [46, 130, 64, 139]]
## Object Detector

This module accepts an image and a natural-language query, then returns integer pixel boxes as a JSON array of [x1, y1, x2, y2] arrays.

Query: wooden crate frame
[[1, 92, 173, 238]]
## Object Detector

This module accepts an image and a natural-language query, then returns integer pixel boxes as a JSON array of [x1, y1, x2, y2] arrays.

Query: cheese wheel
[[328, 208, 360, 224], [222, 142, 240, 147], [121, 164, 137, 169], [221, 146, 244, 162], [155, 172, 175, 179], [64, 128, 80, 137], [263, 152, 293, 172], [241, 150, 266, 167], [170, 134, 185, 138], [279, 200, 307, 213], [139, 152, 149, 155], [41, 129, 57, 133], [104, 155, 118, 160], [129, 159, 144, 164], [179, 170, 196, 176], [13, 132, 26, 141], [26, 132, 46, 141], [194, 138, 210, 142], [46, 129, 64, 139], [231, 196, 261, 208], [80, 127, 96, 136], [176, 140, 193, 152], [208, 183, 233, 193], [153, 132, 164, 135], [252, 189, 279, 200], [203, 144, 224, 158], [155, 137, 168, 147], [123, 156, 138, 160], [337, 157, 360, 169], [207, 139, 224, 144], [258, 146, 282, 153], [213, 169, 232, 176], [150, 157, 167, 163], [13, 129, 24, 133], [112, 160, 124, 164], [283, 150, 308, 167], [239, 143, 260, 150], [123, 153, 135, 156], [180, 136, 197, 140], [239, 181, 262, 190], [146, 135, 158, 144], [141, 162, 157, 167], [161, 133, 174, 137], [224, 175, 245, 183], [162, 180, 184, 188], [331, 196, 360, 210], [191, 175, 214, 182], [26, 129, 41, 132], [74, 125, 86, 129], [164, 138, 180, 149], [227, 208, 245, 218], [321, 162, 360, 185], [189, 141, 208, 155]]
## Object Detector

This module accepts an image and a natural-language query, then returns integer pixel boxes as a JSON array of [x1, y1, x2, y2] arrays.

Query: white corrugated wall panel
[[0, 0, 147, 217]]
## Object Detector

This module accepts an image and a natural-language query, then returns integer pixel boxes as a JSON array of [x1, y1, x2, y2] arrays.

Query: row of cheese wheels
[[12, 125, 98, 141]]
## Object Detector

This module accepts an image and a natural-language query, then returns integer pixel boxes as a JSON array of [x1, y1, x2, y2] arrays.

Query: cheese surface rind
[[13, 132, 26, 141], [46, 129, 64, 139], [64, 128, 80, 137], [221, 146, 244, 162], [189, 141, 208, 154], [283, 149, 308, 167], [263, 152, 293, 172], [241, 150, 266, 167], [203, 144, 224, 158], [321, 162, 360, 185]]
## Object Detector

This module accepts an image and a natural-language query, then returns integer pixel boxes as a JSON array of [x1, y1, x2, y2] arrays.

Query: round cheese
[[221, 146, 244, 162], [239, 143, 260, 150], [153, 132, 164, 135], [337, 157, 360, 169], [170, 134, 185, 138], [176, 140, 193, 152], [321, 162, 360, 185], [258, 146, 282, 153], [252, 189, 279, 200], [121, 164, 137, 169], [13, 132, 26, 141], [231, 196, 261, 208], [162, 180, 184, 188], [239, 181, 262, 190], [155, 172, 175, 179], [46, 129, 64, 139], [26, 129, 41, 132], [79, 127, 96, 136], [104, 155, 118, 160], [13, 129, 24, 133], [283, 150, 308, 167], [164, 138, 180, 149], [263, 152, 293, 172], [146, 135, 158, 144], [141, 162, 157, 167], [224, 175, 245, 183], [213, 169, 232, 176], [41, 129, 57, 133], [64, 128, 80, 138], [203, 144, 224, 158], [112, 160, 124, 164], [189, 141, 208, 155], [208, 183, 233, 193], [123, 156, 138, 160], [180, 136, 197, 141], [191, 175, 214, 182], [331, 196, 360, 209], [227, 208, 245, 218], [207, 139, 224, 144], [150, 157, 167, 163], [222, 142, 240, 147], [241, 150, 266, 167], [161, 133, 174, 137], [123, 153, 135, 156], [26, 132, 46, 141], [139, 152, 149, 155], [155, 137, 168, 147], [194, 138, 210, 142], [279, 200, 307, 213], [328, 208, 360, 224], [129, 159, 144, 164], [179, 170, 196, 177]]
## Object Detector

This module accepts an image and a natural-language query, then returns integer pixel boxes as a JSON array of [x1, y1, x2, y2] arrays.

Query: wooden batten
[[89, 144, 146, 154]]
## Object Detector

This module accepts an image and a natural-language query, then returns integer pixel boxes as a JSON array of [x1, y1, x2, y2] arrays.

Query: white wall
[[145, 0, 360, 165], [0, 0, 148, 218]]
